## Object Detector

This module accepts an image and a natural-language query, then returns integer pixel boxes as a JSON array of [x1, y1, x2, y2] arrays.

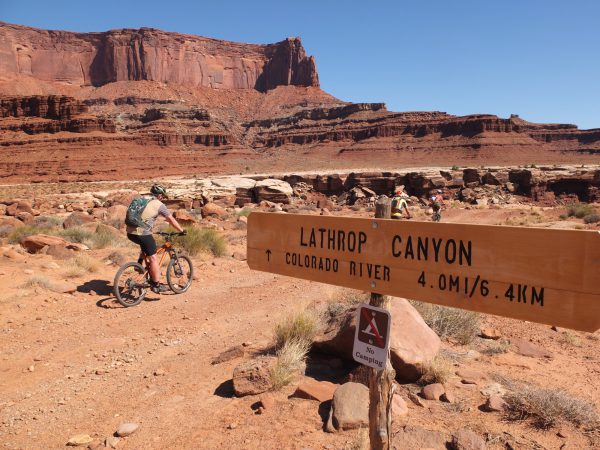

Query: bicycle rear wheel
[[167, 255, 193, 294], [113, 262, 148, 307]]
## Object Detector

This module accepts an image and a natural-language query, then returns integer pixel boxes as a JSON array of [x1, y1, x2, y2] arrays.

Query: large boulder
[[326, 382, 369, 432], [6, 200, 36, 217], [106, 205, 127, 226], [253, 179, 293, 204], [232, 357, 275, 396], [173, 210, 198, 226], [20, 234, 88, 254], [313, 299, 440, 382], [62, 212, 95, 229], [201, 202, 227, 218]]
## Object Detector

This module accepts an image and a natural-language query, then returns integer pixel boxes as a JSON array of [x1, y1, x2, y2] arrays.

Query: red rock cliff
[[0, 22, 319, 91]]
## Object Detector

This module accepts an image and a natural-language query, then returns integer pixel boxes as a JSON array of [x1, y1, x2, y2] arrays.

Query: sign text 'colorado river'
[[247, 213, 600, 332]]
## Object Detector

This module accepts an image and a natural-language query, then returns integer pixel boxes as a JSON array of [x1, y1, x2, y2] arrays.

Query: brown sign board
[[247, 212, 600, 332]]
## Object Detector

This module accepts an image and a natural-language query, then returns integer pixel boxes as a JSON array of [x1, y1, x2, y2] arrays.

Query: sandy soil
[[1, 204, 599, 450]]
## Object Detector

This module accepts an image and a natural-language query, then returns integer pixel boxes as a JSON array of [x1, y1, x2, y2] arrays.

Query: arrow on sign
[[266, 249, 272, 262]]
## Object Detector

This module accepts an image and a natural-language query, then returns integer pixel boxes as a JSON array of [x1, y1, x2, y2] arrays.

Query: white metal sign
[[353, 303, 391, 370]]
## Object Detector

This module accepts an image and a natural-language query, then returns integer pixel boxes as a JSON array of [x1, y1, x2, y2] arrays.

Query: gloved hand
[[179, 230, 187, 236]]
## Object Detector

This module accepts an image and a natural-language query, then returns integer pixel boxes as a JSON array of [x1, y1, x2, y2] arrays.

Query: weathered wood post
[[369, 195, 396, 450]]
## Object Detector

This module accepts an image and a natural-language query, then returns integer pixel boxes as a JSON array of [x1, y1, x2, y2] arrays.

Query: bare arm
[[166, 215, 185, 233]]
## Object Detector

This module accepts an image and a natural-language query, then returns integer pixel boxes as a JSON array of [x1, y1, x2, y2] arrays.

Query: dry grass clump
[[343, 428, 369, 450], [269, 339, 310, 390], [410, 301, 480, 345], [107, 251, 127, 266], [567, 203, 597, 219], [21, 275, 54, 290], [481, 339, 511, 356], [63, 254, 100, 278], [171, 226, 227, 257], [323, 289, 369, 321], [91, 224, 121, 249], [274, 309, 322, 350], [58, 226, 94, 244], [418, 354, 453, 385], [8, 224, 54, 243], [497, 376, 599, 429]]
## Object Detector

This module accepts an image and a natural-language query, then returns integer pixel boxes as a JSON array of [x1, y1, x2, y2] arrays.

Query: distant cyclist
[[126, 184, 185, 293], [430, 189, 445, 222], [391, 185, 412, 220]]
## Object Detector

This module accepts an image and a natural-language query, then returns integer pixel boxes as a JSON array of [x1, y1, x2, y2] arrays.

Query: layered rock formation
[[0, 22, 598, 183], [0, 22, 318, 91]]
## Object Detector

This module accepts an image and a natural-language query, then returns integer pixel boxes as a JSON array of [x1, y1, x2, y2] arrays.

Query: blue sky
[[2, 0, 599, 129]]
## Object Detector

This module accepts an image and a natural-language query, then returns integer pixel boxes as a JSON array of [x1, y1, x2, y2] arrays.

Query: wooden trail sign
[[247, 212, 600, 332]]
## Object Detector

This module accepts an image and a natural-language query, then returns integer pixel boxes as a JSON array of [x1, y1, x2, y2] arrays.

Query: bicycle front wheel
[[167, 255, 193, 294], [113, 262, 148, 307]]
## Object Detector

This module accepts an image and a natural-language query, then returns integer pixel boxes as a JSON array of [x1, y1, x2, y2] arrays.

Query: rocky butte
[[0, 21, 599, 183]]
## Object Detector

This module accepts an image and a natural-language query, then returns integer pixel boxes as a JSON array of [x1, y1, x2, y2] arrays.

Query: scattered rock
[[43, 261, 60, 269], [421, 383, 445, 400], [292, 380, 337, 402], [326, 382, 369, 432], [258, 393, 275, 410], [105, 436, 120, 448], [211, 346, 244, 365], [253, 179, 293, 204], [2, 248, 25, 261], [511, 338, 553, 359], [62, 211, 95, 229], [480, 383, 507, 397], [451, 429, 486, 450], [52, 282, 78, 294], [173, 209, 198, 225], [407, 391, 426, 407], [201, 202, 227, 218], [66, 434, 93, 446], [485, 395, 507, 412], [457, 369, 485, 385], [392, 394, 409, 417], [20, 234, 87, 254], [480, 326, 501, 340], [441, 391, 456, 403], [232, 357, 274, 396], [115, 422, 139, 437]]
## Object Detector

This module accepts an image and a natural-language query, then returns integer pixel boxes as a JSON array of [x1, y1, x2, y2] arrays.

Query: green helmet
[[150, 184, 168, 197]]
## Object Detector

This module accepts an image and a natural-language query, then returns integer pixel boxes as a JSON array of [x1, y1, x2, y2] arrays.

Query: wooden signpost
[[247, 212, 600, 332], [247, 210, 600, 449]]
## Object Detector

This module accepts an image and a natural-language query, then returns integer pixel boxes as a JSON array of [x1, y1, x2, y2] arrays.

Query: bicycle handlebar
[[155, 231, 186, 238]]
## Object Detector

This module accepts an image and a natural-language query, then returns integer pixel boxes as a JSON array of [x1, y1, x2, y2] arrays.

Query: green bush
[[8, 224, 54, 244], [33, 215, 63, 228], [451, 165, 460, 171], [236, 207, 253, 217], [566, 203, 596, 219], [58, 226, 94, 244], [410, 301, 480, 345], [583, 213, 600, 224], [92, 224, 121, 249], [173, 226, 227, 257]]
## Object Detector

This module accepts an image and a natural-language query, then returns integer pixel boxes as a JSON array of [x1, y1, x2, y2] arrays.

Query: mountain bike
[[113, 232, 193, 307]]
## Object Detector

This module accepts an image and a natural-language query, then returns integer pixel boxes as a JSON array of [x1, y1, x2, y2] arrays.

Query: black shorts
[[127, 234, 157, 256]]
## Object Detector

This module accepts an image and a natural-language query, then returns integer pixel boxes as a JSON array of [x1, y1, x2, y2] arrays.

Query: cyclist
[[391, 185, 412, 220], [430, 189, 445, 222], [126, 184, 185, 293]]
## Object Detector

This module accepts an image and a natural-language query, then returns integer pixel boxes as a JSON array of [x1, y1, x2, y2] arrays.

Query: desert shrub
[[270, 339, 310, 390], [21, 275, 53, 290], [451, 165, 460, 171], [236, 207, 253, 217], [567, 203, 596, 219], [499, 377, 599, 429], [63, 254, 100, 278], [410, 301, 480, 345], [274, 309, 322, 350], [583, 213, 600, 224], [173, 226, 227, 257], [33, 215, 63, 228], [559, 214, 568, 220], [481, 340, 511, 355], [107, 251, 126, 265], [8, 224, 54, 244], [91, 224, 120, 249], [58, 226, 94, 244], [0, 225, 12, 237], [418, 354, 452, 385]]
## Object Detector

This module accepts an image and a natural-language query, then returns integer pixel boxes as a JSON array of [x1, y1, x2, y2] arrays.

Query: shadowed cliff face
[[0, 22, 319, 91]]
